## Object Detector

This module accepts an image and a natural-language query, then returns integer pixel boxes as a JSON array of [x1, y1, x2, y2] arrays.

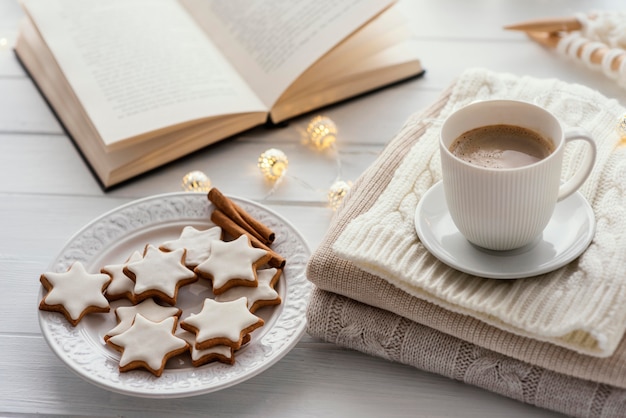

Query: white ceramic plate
[[414, 181, 595, 279], [38, 192, 311, 398]]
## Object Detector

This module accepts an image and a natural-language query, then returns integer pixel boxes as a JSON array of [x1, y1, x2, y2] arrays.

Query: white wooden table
[[2, 1, 625, 416]]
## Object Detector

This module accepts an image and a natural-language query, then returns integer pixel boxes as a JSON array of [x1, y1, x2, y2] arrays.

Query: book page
[[180, 0, 395, 108], [279, 5, 412, 100], [16, 16, 270, 186], [21, 0, 267, 148]]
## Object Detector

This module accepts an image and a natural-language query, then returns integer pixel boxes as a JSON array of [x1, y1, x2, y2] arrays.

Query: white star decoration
[[177, 330, 235, 366], [215, 268, 281, 312], [40, 261, 110, 325], [101, 250, 143, 301], [182, 297, 263, 349], [108, 314, 188, 376], [160, 226, 222, 267], [105, 298, 181, 340], [125, 245, 197, 304], [194, 235, 269, 293]]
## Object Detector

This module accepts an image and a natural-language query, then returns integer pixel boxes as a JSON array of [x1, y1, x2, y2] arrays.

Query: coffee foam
[[450, 124, 553, 169]]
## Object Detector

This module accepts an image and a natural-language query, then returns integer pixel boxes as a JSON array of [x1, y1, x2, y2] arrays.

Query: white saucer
[[414, 181, 596, 279]]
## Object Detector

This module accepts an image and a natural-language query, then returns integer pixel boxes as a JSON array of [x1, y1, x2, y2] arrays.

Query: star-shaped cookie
[[39, 261, 111, 326], [181, 297, 264, 350], [107, 314, 189, 377], [159, 226, 223, 268], [177, 330, 241, 367], [194, 234, 271, 295], [101, 250, 143, 302], [124, 245, 197, 305], [104, 298, 182, 341], [215, 267, 281, 313]]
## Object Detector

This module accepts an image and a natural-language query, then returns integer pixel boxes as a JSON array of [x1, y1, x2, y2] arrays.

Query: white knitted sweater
[[333, 68, 626, 357]]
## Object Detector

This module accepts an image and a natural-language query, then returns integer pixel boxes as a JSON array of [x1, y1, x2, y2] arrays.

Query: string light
[[181, 170, 211, 192], [328, 180, 352, 211], [306, 115, 337, 150], [257, 117, 352, 209], [181, 116, 352, 210], [258, 148, 289, 181]]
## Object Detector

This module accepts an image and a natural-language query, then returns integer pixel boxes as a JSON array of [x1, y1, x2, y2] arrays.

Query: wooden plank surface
[[1, 0, 625, 416]]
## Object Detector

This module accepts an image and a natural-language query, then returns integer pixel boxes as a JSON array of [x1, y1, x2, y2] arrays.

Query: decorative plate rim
[[38, 192, 312, 398]]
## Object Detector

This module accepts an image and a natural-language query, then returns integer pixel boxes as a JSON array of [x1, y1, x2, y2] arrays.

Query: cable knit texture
[[332, 68, 626, 357], [306, 68, 626, 393], [306, 288, 626, 418]]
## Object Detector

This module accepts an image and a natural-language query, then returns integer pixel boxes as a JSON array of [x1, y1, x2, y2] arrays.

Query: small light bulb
[[307, 116, 337, 150], [181, 170, 211, 192], [258, 148, 288, 181], [328, 180, 352, 211]]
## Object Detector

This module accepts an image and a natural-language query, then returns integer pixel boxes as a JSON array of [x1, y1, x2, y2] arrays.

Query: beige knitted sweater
[[307, 288, 626, 418], [332, 68, 626, 356]]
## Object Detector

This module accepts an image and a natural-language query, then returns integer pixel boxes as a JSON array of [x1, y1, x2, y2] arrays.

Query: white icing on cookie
[[107, 314, 188, 375], [215, 268, 281, 312], [181, 297, 263, 349], [105, 298, 181, 341], [40, 261, 110, 324], [194, 234, 270, 293], [101, 250, 143, 301], [160, 226, 222, 267], [177, 330, 234, 365], [125, 245, 197, 304]]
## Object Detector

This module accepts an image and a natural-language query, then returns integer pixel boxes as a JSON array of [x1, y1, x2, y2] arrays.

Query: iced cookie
[[177, 330, 248, 367], [215, 268, 281, 313], [107, 314, 189, 377], [181, 297, 264, 350], [159, 225, 222, 268], [101, 250, 143, 303], [194, 234, 271, 295], [124, 245, 197, 305], [104, 298, 182, 341], [39, 261, 111, 326]]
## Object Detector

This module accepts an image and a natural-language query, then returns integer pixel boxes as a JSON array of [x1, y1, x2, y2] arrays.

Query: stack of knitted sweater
[[305, 68, 626, 417]]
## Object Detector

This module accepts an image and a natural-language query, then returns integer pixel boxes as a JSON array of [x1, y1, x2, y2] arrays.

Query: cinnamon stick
[[211, 209, 285, 269], [208, 188, 275, 244]]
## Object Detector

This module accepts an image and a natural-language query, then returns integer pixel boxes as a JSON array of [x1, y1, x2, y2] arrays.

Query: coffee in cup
[[439, 100, 596, 251], [449, 124, 554, 169]]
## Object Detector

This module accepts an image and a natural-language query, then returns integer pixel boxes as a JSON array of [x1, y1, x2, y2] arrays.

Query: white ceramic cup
[[439, 99, 596, 251]]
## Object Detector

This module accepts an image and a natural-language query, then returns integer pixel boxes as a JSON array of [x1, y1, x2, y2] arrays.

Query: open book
[[15, 0, 423, 188]]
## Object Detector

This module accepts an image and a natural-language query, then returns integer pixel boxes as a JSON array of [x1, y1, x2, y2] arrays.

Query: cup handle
[[557, 129, 597, 201]]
